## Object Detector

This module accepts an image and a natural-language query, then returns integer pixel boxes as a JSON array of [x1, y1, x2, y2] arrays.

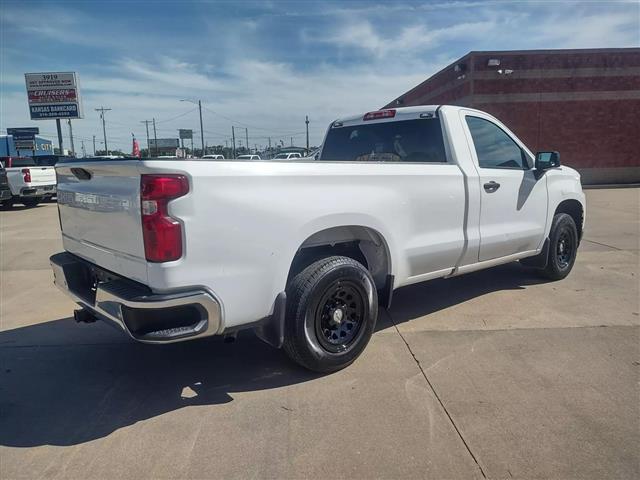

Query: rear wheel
[[21, 197, 43, 208], [539, 213, 578, 280], [283, 256, 378, 372]]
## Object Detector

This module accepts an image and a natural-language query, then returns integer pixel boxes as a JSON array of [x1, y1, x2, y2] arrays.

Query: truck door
[[463, 114, 548, 262]]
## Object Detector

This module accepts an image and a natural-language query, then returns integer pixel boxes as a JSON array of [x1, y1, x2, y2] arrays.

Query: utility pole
[[93, 135, 96, 155], [55, 119, 64, 155], [305, 115, 310, 154], [245, 128, 249, 154], [268, 137, 271, 158], [290, 137, 293, 147], [198, 100, 204, 156], [67, 119, 76, 156], [95, 106, 111, 154], [141, 120, 152, 157], [152, 118, 158, 157], [231, 126, 236, 158]]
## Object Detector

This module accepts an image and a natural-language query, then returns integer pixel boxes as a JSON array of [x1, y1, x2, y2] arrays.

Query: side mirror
[[535, 151, 560, 170]]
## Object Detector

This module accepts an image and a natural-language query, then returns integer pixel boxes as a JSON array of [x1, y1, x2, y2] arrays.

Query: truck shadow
[[0, 262, 544, 448], [383, 262, 547, 329], [0, 324, 317, 448]]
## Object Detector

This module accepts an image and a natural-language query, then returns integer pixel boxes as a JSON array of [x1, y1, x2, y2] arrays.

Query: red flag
[[132, 136, 140, 158]]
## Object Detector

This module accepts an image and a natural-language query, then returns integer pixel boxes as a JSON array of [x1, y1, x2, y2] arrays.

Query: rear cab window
[[320, 118, 447, 163]]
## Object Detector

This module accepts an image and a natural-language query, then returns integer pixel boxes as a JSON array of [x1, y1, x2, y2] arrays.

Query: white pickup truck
[[1, 156, 57, 207], [50, 106, 585, 372]]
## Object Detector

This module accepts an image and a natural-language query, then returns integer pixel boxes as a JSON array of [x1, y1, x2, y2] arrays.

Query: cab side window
[[466, 116, 528, 169]]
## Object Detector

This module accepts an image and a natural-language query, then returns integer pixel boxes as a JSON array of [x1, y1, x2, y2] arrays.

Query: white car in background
[[202, 154, 225, 159], [273, 152, 303, 160], [237, 154, 261, 160]]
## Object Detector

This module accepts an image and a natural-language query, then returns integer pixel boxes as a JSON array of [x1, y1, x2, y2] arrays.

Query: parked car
[[273, 152, 302, 160], [202, 154, 225, 159], [237, 154, 261, 160], [1, 156, 56, 207], [50, 105, 585, 372]]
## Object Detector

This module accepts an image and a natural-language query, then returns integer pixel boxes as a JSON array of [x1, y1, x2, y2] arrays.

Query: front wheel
[[539, 213, 578, 280], [283, 256, 378, 372]]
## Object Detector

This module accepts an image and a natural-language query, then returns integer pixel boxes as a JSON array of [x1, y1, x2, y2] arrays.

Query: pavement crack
[[390, 316, 488, 479], [582, 239, 623, 251]]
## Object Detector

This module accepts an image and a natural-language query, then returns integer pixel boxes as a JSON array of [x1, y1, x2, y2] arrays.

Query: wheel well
[[555, 199, 583, 240], [287, 226, 391, 291]]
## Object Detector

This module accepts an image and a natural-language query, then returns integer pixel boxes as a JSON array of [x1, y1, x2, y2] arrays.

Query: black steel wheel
[[283, 256, 378, 372], [540, 213, 578, 280], [315, 280, 366, 353]]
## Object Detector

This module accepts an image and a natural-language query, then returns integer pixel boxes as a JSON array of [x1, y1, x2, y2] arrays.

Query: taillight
[[140, 174, 189, 262], [363, 109, 396, 121], [22, 168, 31, 182]]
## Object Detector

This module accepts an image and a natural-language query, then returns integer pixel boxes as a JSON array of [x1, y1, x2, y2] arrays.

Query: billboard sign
[[7, 127, 39, 150], [7, 127, 39, 140], [179, 129, 193, 139], [149, 138, 179, 148], [25, 72, 83, 120]]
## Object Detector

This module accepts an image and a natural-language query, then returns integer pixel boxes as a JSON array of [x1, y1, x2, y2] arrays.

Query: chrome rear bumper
[[50, 252, 222, 343]]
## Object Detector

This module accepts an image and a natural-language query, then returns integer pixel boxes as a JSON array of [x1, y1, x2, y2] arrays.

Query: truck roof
[[335, 105, 441, 125]]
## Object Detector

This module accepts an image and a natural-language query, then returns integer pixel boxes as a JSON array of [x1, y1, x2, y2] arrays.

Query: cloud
[[1, 0, 638, 153]]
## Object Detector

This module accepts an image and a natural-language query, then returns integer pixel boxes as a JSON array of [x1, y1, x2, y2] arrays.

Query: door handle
[[483, 181, 500, 193]]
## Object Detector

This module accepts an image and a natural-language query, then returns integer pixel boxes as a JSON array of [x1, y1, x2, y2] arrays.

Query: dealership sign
[[150, 138, 180, 148], [7, 127, 40, 150], [25, 72, 83, 120], [179, 129, 193, 140]]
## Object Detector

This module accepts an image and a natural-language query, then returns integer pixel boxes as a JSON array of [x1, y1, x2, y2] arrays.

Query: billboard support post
[[67, 119, 75, 156], [56, 119, 64, 154]]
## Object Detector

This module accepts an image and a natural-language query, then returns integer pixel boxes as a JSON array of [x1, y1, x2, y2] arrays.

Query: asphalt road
[[0, 189, 638, 479]]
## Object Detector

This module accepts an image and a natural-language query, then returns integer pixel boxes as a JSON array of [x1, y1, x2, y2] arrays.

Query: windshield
[[320, 118, 446, 163]]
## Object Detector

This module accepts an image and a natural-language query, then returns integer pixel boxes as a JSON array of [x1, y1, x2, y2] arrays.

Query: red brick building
[[384, 48, 640, 184]]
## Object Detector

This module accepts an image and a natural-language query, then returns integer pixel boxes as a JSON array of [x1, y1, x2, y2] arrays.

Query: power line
[[155, 108, 198, 124]]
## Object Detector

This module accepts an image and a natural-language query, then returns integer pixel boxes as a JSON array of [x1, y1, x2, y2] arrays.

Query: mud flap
[[520, 239, 550, 268], [254, 291, 287, 348]]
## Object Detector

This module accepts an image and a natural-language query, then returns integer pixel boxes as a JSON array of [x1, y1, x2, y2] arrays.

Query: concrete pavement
[[0, 189, 638, 479]]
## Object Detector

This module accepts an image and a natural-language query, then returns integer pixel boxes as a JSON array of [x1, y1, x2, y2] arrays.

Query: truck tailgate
[[56, 161, 148, 283], [27, 166, 56, 186]]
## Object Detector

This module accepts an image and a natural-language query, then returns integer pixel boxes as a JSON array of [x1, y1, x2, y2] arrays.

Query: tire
[[539, 213, 578, 280], [0, 199, 13, 209], [283, 256, 378, 373], [21, 197, 42, 208]]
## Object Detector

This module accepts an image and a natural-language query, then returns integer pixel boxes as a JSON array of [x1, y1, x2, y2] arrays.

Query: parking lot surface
[[1, 188, 638, 479]]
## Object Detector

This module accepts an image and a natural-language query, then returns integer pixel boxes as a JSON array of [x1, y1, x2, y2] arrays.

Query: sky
[[1, 0, 639, 154]]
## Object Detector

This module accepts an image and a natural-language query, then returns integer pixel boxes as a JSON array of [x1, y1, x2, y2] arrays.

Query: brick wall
[[384, 48, 640, 184]]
